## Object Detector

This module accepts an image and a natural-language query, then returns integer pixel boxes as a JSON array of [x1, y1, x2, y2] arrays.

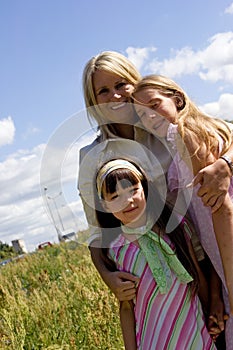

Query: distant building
[[11, 239, 27, 254], [61, 230, 77, 241]]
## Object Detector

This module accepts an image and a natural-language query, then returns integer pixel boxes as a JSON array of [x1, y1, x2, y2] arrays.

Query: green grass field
[[0, 241, 124, 349]]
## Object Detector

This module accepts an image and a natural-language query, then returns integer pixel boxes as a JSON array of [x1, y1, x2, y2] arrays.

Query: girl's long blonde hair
[[82, 51, 141, 128], [133, 74, 232, 158]]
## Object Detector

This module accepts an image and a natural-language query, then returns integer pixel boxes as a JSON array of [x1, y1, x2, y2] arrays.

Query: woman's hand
[[191, 158, 231, 213], [105, 271, 139, 301], [89, 246, 139, 301]]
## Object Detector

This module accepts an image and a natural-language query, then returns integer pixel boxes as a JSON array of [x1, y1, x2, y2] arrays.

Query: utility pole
[[43, 188, 63, 242]]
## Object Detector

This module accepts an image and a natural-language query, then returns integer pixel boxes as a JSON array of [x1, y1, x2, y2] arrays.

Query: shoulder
[[79, 135, 102, 164], [108, 234, 126, 258]]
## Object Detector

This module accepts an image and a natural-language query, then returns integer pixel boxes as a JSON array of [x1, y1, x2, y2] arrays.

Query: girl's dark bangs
[[104, 168, 140, 194]]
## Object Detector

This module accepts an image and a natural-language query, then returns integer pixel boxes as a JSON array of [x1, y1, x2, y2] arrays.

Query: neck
[[124, 211, 147, 229], [112, 123, 135, 139]]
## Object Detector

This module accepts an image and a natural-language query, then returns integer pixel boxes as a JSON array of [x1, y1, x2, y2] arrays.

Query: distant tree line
[[0, 241, 17, 261]]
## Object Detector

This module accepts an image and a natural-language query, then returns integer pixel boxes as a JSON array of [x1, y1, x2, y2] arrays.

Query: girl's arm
[[181, 134, 233, 315], [187, 240, 226, 341], [208, 263, 229, 342], [212, 194, 233, 314], [89, 245, 139, 301], [120, 300, 137, 350]]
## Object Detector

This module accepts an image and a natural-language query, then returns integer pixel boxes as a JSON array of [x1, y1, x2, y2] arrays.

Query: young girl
[[95, 158, 219, 350], [132, 75, 233, 331]]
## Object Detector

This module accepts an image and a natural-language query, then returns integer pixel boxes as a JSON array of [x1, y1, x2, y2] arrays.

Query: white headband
[[96, 159, 143, 198]]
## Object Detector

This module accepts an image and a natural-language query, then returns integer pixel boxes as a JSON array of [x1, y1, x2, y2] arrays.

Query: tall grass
[[0, 241, 124, 349]]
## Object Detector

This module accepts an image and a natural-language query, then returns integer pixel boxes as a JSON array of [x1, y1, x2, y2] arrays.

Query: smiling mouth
[[123, 206, 138, 213], [111, 102, 127, 110]]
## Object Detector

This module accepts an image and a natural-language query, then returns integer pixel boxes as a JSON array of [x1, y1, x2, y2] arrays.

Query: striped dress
[[109, 234, 216, 350]]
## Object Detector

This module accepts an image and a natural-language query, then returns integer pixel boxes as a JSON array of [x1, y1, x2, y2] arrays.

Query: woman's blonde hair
[[133, 74, 232, 157], [82, 51, 141, 126]]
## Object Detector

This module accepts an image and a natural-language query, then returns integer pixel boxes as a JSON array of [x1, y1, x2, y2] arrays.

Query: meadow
[[0, 240, 124, 350]]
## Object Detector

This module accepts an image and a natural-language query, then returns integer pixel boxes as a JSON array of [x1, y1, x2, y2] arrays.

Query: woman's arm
[[89, 245, 139, 301], [120, 300, 137, 350], [78, 153, 139, 301], [79, 193, 139, 301]]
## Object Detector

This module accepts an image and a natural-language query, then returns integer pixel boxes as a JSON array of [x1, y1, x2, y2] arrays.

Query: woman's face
[[134, 88, 179, 137], [93, 69, 136, 124]]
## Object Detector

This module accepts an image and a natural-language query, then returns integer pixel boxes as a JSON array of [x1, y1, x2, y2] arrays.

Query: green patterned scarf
[[121, 220, 193, 294]]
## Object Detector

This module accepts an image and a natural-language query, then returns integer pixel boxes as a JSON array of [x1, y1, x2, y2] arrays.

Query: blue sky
[[1, 0, 233, 251]]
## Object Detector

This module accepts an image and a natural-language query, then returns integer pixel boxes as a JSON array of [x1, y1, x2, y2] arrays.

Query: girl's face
[[102, 180, 147, 227], [93, 69, 136, 124], [133, 88, 179, 137]]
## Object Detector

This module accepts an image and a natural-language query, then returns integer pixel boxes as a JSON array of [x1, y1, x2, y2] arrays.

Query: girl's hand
[[208, 314, 229, 342], [106, 271, 139, 301], [206, 261, 229, 342], [207, 295, 229, 342], [191, 158, 231, 213]]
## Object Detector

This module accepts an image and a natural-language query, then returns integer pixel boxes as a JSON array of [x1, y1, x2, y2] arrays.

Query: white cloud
[[126, 46, 157, 71], [225, 3, 233, 14], [0, 116, 15, 147], [148, 47, 202, 77], [134, 32, 233, 85], [199, 32, 233, 83], [199, 93, 233, 120], [0, 145, 44, 205]]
